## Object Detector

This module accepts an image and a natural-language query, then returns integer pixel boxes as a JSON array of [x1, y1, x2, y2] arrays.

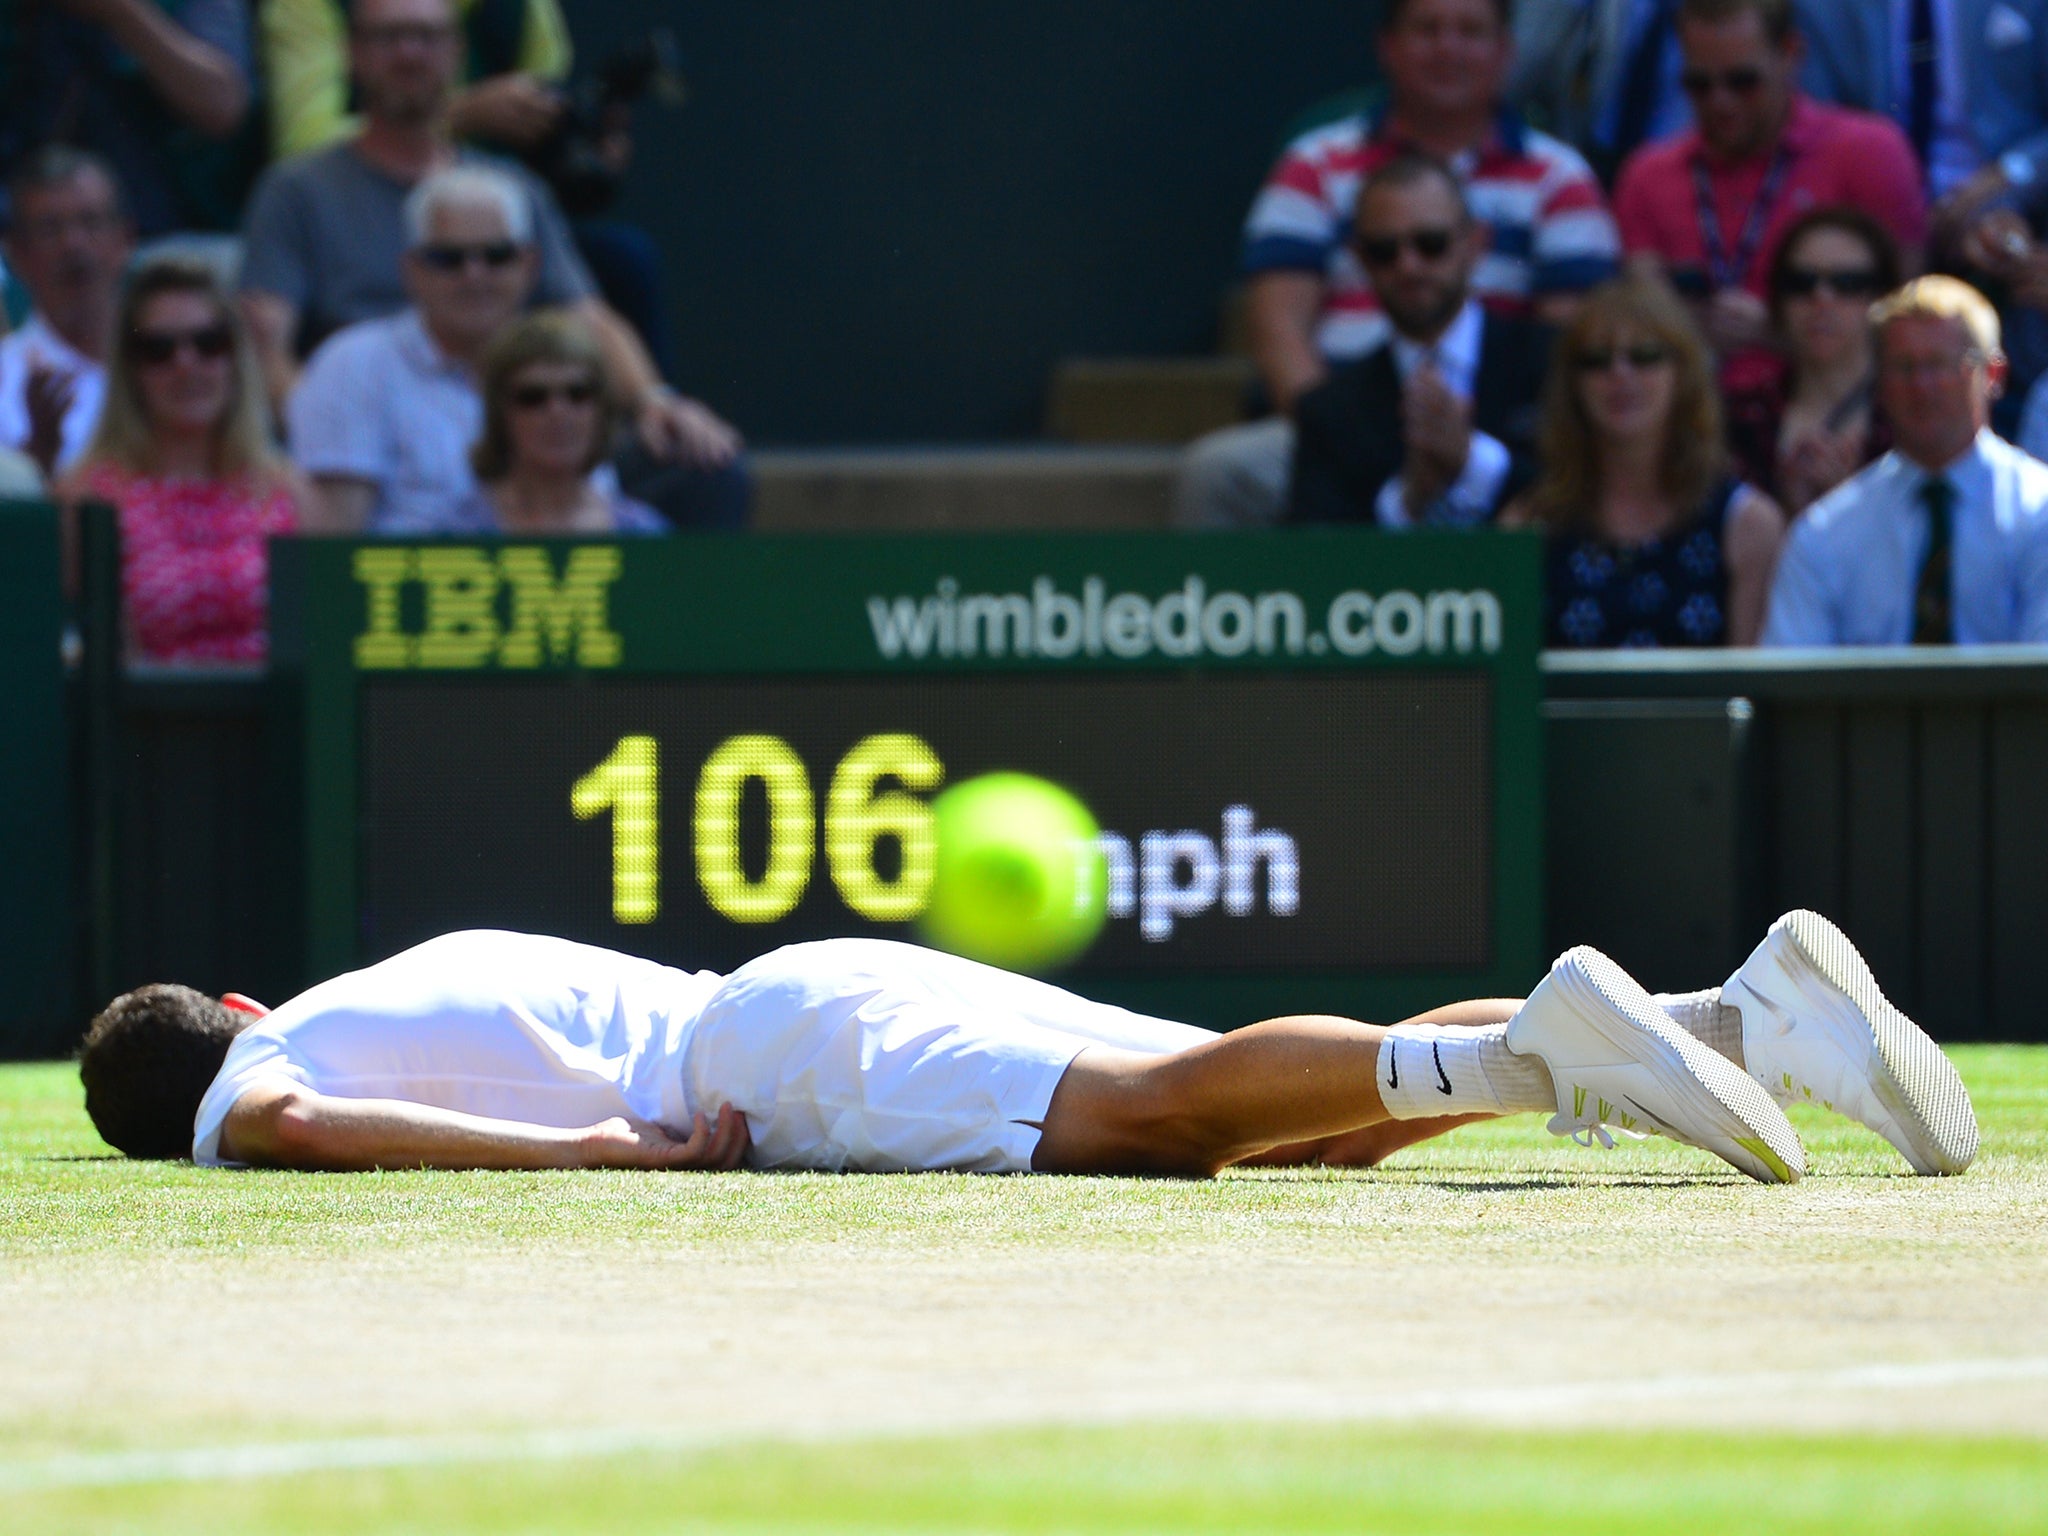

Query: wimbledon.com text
[[867, 576, 1503, 661]]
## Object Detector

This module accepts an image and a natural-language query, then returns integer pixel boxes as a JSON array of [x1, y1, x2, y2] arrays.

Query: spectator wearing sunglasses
[[1507, 277, 1787, 646], [1288, 155, 1552, 526], [239, 0, 740, 492], [285, 164, 541, 533], [1173, 0, 1619, 529], [446, 311, 665, 535], [1612, 0, 1925, 386], [1724, 207, 1901, 514], [58, 255, 304, 663], [238, 0, 592, 403], [1764, 277, 2048, 645]]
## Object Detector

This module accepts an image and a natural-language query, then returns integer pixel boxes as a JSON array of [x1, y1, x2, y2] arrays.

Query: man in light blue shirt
[[1763, 274, 2048, 645]]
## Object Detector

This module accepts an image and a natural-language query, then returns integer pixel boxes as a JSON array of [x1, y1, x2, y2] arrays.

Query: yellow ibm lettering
[[498, 545, 624, 667], [350, 546, 625, 670], [352, 548, 416, 668], [414, 548, 501, 667]]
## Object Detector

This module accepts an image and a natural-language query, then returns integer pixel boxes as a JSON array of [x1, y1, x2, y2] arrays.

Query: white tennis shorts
[[681, 939, 1216, 1173]]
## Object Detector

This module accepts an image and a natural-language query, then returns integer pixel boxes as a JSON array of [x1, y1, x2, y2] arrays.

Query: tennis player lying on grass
[[78, 912, 1977, 1184]]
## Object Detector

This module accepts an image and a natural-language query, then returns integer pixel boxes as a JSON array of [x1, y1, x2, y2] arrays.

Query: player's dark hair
[[78, 985, 248, 1159]]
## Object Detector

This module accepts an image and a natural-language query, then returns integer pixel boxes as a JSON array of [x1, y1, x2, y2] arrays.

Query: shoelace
[[1549, 1112, 1652, 1151]]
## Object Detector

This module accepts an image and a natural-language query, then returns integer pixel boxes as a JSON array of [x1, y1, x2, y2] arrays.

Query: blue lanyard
[[1691, 145, 1793, 292]]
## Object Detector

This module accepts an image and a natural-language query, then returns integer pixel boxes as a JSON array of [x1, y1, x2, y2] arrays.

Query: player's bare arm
[[220, 1080, 752, 1172]]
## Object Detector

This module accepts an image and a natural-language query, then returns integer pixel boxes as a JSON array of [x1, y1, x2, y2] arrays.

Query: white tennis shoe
[[1721, 910, 1979, 1176], [1507, 946, 1804, 1184]]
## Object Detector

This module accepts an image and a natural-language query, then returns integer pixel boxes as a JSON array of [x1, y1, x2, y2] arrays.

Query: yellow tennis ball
[[918, 772, 1108, 973]]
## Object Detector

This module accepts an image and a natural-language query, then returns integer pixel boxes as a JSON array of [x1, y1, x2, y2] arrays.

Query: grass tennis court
[[6, 1048, 2047, 1532]]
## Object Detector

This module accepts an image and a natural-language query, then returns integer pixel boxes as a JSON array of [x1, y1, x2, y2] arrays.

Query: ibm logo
[[351, 546, 625, 670]]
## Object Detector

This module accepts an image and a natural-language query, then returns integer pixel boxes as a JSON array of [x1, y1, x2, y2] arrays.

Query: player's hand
[[635, 390, 744, 467], [583, 1104, 750, 1170], [448, 74, 567, 148]]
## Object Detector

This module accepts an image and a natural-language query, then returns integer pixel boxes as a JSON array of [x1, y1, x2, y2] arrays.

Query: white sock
[[1653, 988, 1746, 1067], [1378, 1023, 1554, 1120]]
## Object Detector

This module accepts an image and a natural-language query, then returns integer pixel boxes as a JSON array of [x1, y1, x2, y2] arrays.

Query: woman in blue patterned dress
[[1507, 279, 1786, 648]]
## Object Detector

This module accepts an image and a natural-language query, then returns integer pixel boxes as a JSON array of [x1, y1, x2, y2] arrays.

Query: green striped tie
[[1912, 476, 1955, 645]]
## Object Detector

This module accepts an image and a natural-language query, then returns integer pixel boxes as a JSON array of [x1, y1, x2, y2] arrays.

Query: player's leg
[[1031, 1017, 1405, 1177], [1032, 947, 1806, 1183], [1235, 998, 1522, 1168], [936, 956, 1521, 1168], [1031, 995, 1567, 1176]]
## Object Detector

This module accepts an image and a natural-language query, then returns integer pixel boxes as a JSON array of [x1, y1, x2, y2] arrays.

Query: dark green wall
[[0, 504, 72, 1054], [570, 2, 1382, 442]]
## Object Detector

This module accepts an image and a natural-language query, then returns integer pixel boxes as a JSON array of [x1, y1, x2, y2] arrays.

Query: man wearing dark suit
[[1288, 154, 1555, 526]]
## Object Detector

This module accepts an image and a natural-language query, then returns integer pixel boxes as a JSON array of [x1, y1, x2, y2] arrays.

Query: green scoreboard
[[275, 531, 1544, 1028]]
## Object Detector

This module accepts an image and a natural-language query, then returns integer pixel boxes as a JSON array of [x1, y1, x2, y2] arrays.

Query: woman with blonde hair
[[448, 310, 667, 535], [62, 255, 305, 663], [1512, 277, 1785, 648]]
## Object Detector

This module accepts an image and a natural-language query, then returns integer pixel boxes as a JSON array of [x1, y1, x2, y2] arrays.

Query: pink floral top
[[78, 463, 299, 663]]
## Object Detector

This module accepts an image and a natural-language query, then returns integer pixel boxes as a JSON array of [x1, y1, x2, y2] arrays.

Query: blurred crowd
[[7, 0, 2048, 661], [0, 0, 740, 663], [1186, 0, 2048, 647]]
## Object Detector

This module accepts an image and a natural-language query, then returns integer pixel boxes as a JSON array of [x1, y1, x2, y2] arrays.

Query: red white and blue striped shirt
[[1241, 108, 1621, 363]]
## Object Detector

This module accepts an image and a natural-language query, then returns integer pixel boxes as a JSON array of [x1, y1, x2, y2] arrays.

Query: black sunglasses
[[1355, 227, 1457, 268], [128, 324, 233, 366], [1574, 343, 1672, 373], [509, 380, 600, 410], [1679, 65, 1766, 98], [416, 241, 521, 272], [1778, 266, 1883, 300]]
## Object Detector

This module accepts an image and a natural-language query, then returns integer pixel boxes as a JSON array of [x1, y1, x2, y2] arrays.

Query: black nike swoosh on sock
[[1386, 1039, 1398, 1090], [1433, 1041, 1453, 1095]]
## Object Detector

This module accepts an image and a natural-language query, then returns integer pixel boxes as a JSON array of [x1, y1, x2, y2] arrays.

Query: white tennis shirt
[[192, 931, 724, 1166]]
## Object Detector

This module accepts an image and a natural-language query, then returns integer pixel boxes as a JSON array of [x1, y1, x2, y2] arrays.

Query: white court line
[[5, 1355, 2046, 1494]]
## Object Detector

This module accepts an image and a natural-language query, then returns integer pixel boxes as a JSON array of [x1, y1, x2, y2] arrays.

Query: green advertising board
[[275, 530, 1544, 1028]]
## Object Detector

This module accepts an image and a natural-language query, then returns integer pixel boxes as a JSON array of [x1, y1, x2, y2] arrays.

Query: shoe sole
[[1548, 947, 1805, 1184], [1772, 911, 1979, 1176]]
